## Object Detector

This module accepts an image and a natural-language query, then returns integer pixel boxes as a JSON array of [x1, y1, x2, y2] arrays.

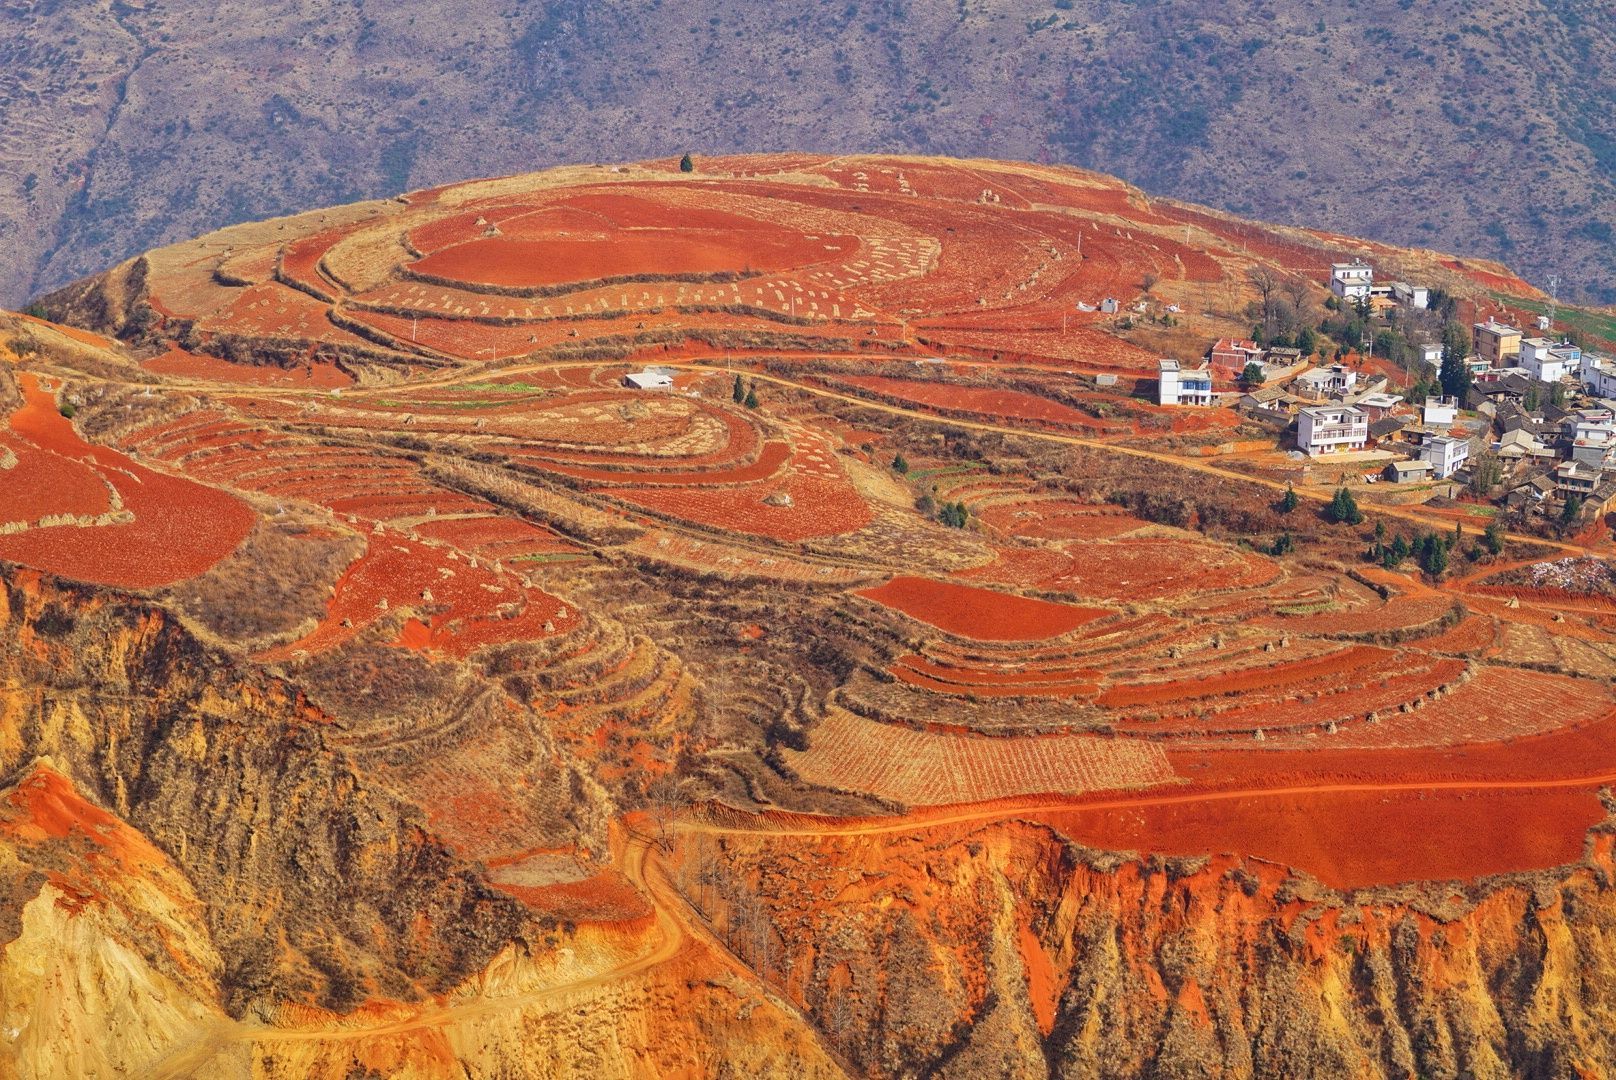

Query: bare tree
[[1246, 266, 1280, 336]]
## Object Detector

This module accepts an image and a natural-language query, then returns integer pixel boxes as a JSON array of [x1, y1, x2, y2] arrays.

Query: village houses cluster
[[1155, 260, 1616, 527]]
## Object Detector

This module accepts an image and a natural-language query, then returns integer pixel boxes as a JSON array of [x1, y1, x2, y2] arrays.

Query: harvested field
[[788, 709, 1173, 805]]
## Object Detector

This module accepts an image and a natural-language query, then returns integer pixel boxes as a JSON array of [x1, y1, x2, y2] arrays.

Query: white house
[[1420, 435, 1470, 479], [1157, 359, 1213, 406], [623, 369, 674, 390], [1330, 262, 1374, 301], [1519, 338, 1581, 383], [1298, 404, 1369, 455], [1389, 281, 1430, 309], [1581, 353, 1616, 399], [1415, 342, 1444, 369], [1422, 396, 1459, 426]]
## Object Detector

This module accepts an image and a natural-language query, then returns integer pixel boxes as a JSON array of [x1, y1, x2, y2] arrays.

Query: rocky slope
[[675, 813, 1616, 1078], [4, 0, 1616, 307]]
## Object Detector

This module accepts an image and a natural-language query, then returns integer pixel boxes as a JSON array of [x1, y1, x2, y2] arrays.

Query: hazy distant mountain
[[3, 0, 1614, 307]]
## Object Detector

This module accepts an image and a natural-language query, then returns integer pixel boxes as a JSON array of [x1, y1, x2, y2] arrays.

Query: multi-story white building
[[1519, 338, 1581, 383], [1329, 262, 1374, 301], [1580, 353, 1616, 399], [1420, 435, 1470, 479], [1157, 359, 1213, 406], [1297, 404, 1369, 455]]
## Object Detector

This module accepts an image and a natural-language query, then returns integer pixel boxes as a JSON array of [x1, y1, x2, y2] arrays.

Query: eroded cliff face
[[673, 816, 1616, 1079], [0, 567, 527, 1016]]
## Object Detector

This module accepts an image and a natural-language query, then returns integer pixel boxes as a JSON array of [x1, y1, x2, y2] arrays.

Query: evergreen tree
[[1327, 486, 1362, 525], [1390, 533, 1411, 563], [1242, 361, 1266, 386], [679, 152, 694, 173], [732, 373, 745, 403], [891, 453, 909, 474], [1562, 494, 1583, 527], [1279, 484, 1299, 514], [1422, 537, 1449, 576], [744, 386, 759, 409], [1439, 321, 1473, 401], [1482, 518, 1505, 556]]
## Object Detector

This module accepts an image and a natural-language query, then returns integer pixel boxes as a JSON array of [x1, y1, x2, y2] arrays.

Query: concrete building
[[1472, 319, 1523, 367], [1389, 281, 1430, 309], [1157, 359, 1213, 406], [1556, 460, 1604, 499], [623, 369, 674, 390], [1581, 353, 1616, 398], [1423, 396, 1459, 426], [1298, 404, 1369, 455], [1295, 363, 1359, 399], [1329, 262, 1374, 301], [1420, 435, 1470, 479], [1519, 338, 1581, 383], [1416, 342, 1444, 369]]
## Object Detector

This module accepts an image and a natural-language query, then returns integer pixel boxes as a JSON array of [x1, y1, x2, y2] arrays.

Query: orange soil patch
[[1043, 785, 1601, 890], [0, 373, 254, 587], [858, 576, 1108, 641], [142, 346, 353, 388]]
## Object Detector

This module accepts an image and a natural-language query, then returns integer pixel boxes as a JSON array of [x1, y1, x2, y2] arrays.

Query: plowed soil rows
[[858, 576, 1108, 641]]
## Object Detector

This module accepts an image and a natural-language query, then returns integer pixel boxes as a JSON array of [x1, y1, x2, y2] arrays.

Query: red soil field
[[0, 373, 254, 587], [258, 532, 578, 661], [142, 346, 352, 388], [0, 432, 112, 521], [858, 576, 1108, 641], [1042, 785, 1602, 890], [607, 471, 872, 542], [963, 538, 1278, 602], [409, 226, 844, 290]]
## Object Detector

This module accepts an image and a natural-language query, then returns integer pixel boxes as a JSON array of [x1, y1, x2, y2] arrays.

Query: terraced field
[[12, 159, 1616, 1072]]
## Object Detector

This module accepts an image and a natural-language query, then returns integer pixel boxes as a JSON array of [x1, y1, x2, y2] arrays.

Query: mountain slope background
[[2, 0, 1614, 308]]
